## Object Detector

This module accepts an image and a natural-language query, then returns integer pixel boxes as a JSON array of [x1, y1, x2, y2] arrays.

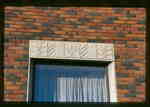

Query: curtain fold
[[34, 64, 109, 102], [54, 75, 108, 102]]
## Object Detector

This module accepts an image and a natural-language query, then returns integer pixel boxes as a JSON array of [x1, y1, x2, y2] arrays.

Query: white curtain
[[53, 75, 109, 102]]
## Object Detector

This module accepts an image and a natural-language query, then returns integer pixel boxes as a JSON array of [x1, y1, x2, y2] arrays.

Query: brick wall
[[4, 7, 146, 102]]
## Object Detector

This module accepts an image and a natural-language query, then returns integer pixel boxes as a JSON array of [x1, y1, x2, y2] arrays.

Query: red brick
[[4, 7, 146, 102]]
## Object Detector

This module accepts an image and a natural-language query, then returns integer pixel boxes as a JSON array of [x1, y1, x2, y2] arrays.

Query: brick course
[[4, 7, 146, 102]]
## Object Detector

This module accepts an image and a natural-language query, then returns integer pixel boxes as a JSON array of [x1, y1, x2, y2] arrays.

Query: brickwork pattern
[[4, 7, 146, 102]]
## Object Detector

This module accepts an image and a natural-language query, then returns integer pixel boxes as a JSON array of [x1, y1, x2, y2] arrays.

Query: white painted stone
[[30, 40, 41, 58], [29, 40, 114, 61], [96, 44, 114, 61], [39, 41, 48, 57], [47, 41, 56, 57], [88, 43, 97, 59], [79, 42, 88, 59], [108, 62, 117, 102], [56, 42, 65, 58], [64, 42, 80, 58]]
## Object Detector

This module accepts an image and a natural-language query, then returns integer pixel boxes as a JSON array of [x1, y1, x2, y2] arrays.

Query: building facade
[[4, 7, 145, 102]]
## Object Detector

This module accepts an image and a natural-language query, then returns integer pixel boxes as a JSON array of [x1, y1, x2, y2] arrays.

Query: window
[[32, 62, 109, 102], [27, 40, 117, 102]]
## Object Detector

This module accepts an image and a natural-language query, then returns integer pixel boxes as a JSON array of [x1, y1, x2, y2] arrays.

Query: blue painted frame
[[29, 58, 109, 102]]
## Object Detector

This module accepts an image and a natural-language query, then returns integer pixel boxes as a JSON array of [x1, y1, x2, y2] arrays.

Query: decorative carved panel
[[29, 40, 115, 61]]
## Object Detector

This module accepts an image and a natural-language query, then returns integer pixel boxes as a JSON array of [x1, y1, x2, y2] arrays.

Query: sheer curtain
[[54, 73, 109, 102], [34, 64, 109, 102]]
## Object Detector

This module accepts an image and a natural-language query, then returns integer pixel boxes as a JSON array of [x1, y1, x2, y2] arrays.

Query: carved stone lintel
[[29, 40, 114, 61]]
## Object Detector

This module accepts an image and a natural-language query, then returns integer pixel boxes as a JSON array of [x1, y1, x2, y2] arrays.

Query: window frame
[[29, 58, 110, 102], [27, 40, 118, 102]]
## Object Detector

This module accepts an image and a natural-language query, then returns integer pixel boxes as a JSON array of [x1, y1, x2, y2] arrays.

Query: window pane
[[33, 64, 108, 102]]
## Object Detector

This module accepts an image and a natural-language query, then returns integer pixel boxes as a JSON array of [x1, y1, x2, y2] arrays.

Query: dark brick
[[40, 31, 61, 37], [57, 18, 66, 24], [66, 9, 77, 15], [102, 16, 118, 24], [48, 7, 61, 10], [123, 59, 141, 70], [113, 8, 124, 13], [5, 24, 10, 28], [114, 40, 127, 44], [126, 44, 138, 48], [4, 65, 14, 69], [88, 26, 101, 30], [126, 66, 140, 71], [123, 59, 133, 64], [23, 46, 29, 50], [15, 66, 28, 70], [138, 20, 145, 24], [16, 57, 28, 62], [116, 32, 125, 37], [26, 23, 37, 29], [10, 35, 33, 40], [118, 84, 136, 90], [136, 77, 145, 83], [48, 19, 58, 24], [42, 23, 49, 27], [124, 92, 136, 97], [116, 72, 129, 77], [41, 30, 51, 35], [138, 26, 145, 32], [4, 38, 10, 43], [20, 81, 27, 90], [79, 18, 91, 23], [124, 59, 141, 64], [38, 7, 48, 10], [128, 31, 133, 34], [6, 13, 17, 17], [48, 13, 54, 17], [4, 90, 12, 94], [88, 12, 102, 16], [87, 40, 97, 43], [131, 38, 144, 41], [5, 73, 20, 83]]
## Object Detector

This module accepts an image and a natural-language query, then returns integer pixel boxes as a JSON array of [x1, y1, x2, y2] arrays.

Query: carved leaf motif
[[30, 40, 114, 61], [38, 41, 48, 57], [96, 44, 113, 60], [64, 43, 79, 58], [79, 43, 88, 58], [30, 40, 42, 57], [47, 42, 56, 57]]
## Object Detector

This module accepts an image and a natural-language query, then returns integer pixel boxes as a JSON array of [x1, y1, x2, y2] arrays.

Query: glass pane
[[33, 64, 108, 102]]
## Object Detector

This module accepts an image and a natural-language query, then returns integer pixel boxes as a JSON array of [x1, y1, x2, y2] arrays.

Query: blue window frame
[[30, 59, 109, 102]]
